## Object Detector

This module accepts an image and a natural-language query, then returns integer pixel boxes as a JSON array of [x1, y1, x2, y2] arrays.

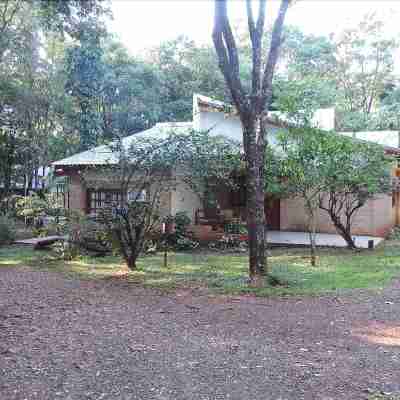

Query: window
[[87, 189, 125, 215], [127, 189, 146, 203], [53, 176, 70, 209]]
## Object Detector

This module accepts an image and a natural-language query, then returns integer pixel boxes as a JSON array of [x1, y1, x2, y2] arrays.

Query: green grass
[[1, 241, 400, 296], [368, 394, 400, 400]]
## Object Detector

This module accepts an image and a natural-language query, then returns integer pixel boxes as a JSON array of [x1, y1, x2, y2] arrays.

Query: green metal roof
[[52, 122, 193, 167]]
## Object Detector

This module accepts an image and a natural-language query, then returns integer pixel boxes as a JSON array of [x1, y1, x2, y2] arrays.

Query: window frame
[[87, 189, 125, 215]]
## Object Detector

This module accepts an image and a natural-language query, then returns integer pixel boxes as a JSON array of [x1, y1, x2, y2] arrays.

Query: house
[[52, 94, 400, 240]]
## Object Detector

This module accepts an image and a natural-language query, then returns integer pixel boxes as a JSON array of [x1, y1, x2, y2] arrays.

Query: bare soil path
[[1, 266, 400, 400]]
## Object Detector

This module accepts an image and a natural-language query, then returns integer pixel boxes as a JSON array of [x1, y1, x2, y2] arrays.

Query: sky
[[109, 0, 400, 55]]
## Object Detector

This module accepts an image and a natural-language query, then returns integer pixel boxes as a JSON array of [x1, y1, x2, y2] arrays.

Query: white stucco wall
[[192, 94, 335, 141], [170, 179, 202, 222], [339, 130, 400, 148], [195, 108, 284, 146]]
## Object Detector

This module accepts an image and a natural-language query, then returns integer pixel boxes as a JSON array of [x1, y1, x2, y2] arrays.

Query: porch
[[266, 230, 384, 249], [188, 225, 384, 249]]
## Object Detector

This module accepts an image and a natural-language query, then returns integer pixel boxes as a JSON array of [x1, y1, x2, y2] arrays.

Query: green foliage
[[277, 126, 392, 202], [333, 14, 397, 125], [264, 144, 286, 198], [16, 193, 65, 220], [1, 2, 398, 219], [173, 212, 191, 236], [224, 222, 247, 235], [180, 130, 242, 198], [65, 19, 106, 150], [63, 212, 112, 259], [16, 195, 46, 219], [371, 84, 400, 131], [160, 212, 199, 252], [208, 235, 248, 252], [0, 0, 109, 195], [86, 130, 239, 269], [37, 0, 110, 38], [146, 36, 229, 122], [273, 77, 337, 123], [279, 26, 336, 80], [388, 226, 400, 241], [273, 16, 399, 131], [276, 126, 392, 248], [0, 215, 16, 245], [0, 195, 23, 217], [172, 236, 199, 252]]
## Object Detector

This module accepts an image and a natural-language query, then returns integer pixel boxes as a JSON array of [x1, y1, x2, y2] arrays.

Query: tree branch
[[260, 0, 291, 113], [246, 0, 266, 103], [213, 0, 248, 114]]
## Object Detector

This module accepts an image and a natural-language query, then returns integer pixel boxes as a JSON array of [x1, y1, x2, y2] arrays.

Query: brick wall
[[68, 171, 87, 213], [280, 194, 394, 237], [66, 169, 172, 218]]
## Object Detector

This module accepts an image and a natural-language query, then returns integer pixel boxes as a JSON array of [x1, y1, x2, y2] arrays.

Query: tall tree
[[278, 128, 327, 266], [0, 0, 109, 200], [99, 40, 163, 138], [212, 0, 292, 285], [146, 36, 228, 122], [332, 14, 397, 131], [0, 0, 21, 62], [270, 16, 399, 131], [38, 0, 110, 39], [65, 18, 106, 150]]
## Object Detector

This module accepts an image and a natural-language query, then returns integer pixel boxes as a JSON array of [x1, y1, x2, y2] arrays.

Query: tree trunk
[[329, 213, 357, 249], [212, 0, 291, 285], [163, 248, 168, 268], [308, 212, 317, 266], [125, 254, 137, 271], [243, 119, 267, 286], [338, 224, 357, 249]]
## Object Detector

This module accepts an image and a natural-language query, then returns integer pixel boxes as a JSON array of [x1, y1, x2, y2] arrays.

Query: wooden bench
[[14, 236, 67, 250]]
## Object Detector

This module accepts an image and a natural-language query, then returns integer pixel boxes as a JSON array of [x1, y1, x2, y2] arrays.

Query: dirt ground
[[1, 266, 400, 400]]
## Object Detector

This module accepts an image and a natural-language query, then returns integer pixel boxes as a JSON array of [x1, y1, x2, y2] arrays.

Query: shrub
[[388, 226, 400, 240], [174, 212, 191, 235], [52, 239, 80, 261], [224, 221, 247, 235], [175, 236, 199, 251], [208, 234, 248, 252], [0, 215, 16, 245], [32, 220, 66, 238], [159, 212, 199, 251], [16, 193, 65, 223], [0, 195, 23, 217], [65, 212, 113, 257], [51, 212, 113, 260]]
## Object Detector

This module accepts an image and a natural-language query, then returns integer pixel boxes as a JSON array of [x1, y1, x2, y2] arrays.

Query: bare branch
[[247, 0, 266, 102], [212, 0, 248, 114], [246, 0, 256, 40], [260, 0, 291, 113]]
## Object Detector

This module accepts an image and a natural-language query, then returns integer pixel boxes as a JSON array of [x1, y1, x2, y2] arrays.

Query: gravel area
[[1, 266, 400, 400]]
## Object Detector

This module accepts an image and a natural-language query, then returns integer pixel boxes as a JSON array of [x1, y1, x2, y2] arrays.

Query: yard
[[2, 241, 400, 296], [1, 241, 400, 399]]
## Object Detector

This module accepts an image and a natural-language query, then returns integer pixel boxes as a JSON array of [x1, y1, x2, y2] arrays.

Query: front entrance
[[265, 197, 280, 230]]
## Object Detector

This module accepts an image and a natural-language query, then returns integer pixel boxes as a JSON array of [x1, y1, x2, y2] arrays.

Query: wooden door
[[265, 197, 280, 230]]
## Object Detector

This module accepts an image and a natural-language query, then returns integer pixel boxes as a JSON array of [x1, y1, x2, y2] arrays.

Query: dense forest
[[0, 0, 399, 198]]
